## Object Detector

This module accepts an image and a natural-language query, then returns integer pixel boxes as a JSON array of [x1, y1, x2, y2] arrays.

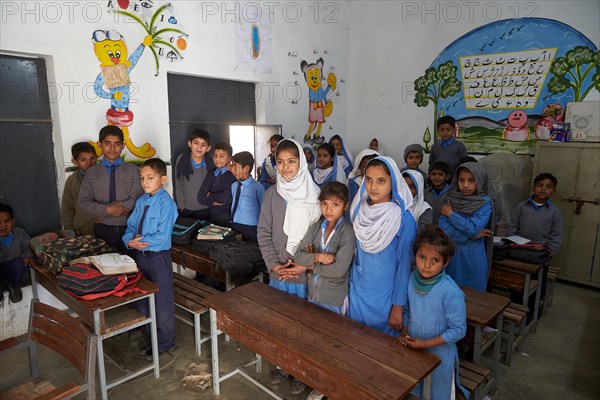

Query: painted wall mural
[[415, 18, 599, 154], [91, 1, 188, 159], [301, 57, 337, 145]]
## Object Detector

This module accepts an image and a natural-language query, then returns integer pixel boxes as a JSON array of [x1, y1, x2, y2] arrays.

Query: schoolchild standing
[[312, 143, 346, 188], [429, 116, 468, 180], [329, 134, 354, 177], [257, 138, 321, 394], [346, 149, 379, 206], [402, 169, 433, 233], [79, 125, 143, 256], [424, 161, 451, 226], [258, 134, 284, 189], [123, 158, 178, 359], [439, 162, 493, 291], [348, 156, 417, 337], [402, 228, 468, 400], [229, 151, 265, 242], [174, 128, 213, 218]]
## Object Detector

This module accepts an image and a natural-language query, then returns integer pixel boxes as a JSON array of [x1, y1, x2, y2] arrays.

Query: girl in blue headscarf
[[329, 134, 354, 177], [312, 143, 346, 188], [348, 156, 417, 337]]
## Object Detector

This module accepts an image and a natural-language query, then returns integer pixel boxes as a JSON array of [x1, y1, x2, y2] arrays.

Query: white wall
[[346, 0, 600, 168], [0, 0, 349, 195]]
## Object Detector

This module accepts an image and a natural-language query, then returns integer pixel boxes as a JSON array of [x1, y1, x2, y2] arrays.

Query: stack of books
[[196, 224, 232, 240], [89, 253, 138, 275]]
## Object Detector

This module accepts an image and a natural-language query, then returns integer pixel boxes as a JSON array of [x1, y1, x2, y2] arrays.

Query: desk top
[[492, 258, 544, 274], [205, 282, 440, 400], [462, 286, 510, 326], [31, 264, 159, 327]]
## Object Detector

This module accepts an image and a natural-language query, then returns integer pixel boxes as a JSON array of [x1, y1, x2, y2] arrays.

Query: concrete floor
[[1, 281, 599, 400]]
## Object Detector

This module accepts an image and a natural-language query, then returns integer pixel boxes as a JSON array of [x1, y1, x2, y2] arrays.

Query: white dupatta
[[276, 139, 322, 255], [351, 156, 413, 253]]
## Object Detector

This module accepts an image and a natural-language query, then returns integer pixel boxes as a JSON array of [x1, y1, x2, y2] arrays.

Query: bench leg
[[422, 373, 432, 400], [472, 325, 482, 364], [194, 313, 201, 356], [503, 321, 515, 367], [210, 308, 220, 396]]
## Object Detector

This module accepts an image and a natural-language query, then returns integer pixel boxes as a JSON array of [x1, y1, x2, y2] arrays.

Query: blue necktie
[[109, 164, 116, 203], [137, 205, 150, 236], [230, 181, 242, 223]]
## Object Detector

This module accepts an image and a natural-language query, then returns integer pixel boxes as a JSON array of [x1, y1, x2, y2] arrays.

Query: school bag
[[208, 241, 266, 284], [171, 217, 206, 245], [190, 232, 236, 253], [30, 229, 77, 262], [42, 235, 109, 275], [56, 263, 145, 300], [506, 243, 551, 265]]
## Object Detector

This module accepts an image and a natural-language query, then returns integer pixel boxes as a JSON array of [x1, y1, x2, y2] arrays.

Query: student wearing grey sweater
[[79, 126, 143, 255]]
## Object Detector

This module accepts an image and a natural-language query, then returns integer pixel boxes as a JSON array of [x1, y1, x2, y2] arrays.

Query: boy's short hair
[[71, 142, 97, 160], [319, 181, 349, 204], [231, 151, 254, 169], [99, 125, 124, 142], [437, 116, 456, 128], [0, 203, 14, 218], [403, 144, 424, 162], [534, 172, 558, 188], [317, 143, 336, 158], [189, 128, 211, 145], [141, 158, 167, 176], [413, 226, 455, 263], [269, 134, 284, 143], [214, 142, 233, 156], [429, 161, 450, 174]]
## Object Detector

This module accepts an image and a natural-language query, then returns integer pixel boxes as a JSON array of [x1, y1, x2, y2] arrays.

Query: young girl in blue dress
[[258, 134, 284, 189], [312, 143, 346, 188], [348, 156, 417, 336], [347, 149, 379, 206], [329, 134, 353, 177], [402, 227, 468, 400], [438, 162, 493, 291]]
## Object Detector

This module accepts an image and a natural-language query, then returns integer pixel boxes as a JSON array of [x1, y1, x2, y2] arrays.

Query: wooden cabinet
[[534, 142, 600, 287]]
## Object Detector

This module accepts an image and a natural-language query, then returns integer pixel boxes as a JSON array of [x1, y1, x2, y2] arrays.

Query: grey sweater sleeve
[[258, 187, 283, 271], [547, 206, 563, 255], [174, 154, 184, 209], [418, 209, 433, 232], [78, 166, 107, 218]]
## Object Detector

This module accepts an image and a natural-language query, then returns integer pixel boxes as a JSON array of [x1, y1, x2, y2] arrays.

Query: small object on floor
[[290, 378, 306, 395], [483, 326, 498, 333], [521, 352, 530, 357], [270, 369, 289, 384], [181, 362, 212, 392], [8, 285, 22, 303], [307, 389, 325, 400], [144, 346, 174, 361]]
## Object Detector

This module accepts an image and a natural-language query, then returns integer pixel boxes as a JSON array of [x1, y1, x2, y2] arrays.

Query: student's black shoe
[[8, 286, 22, 303], [144, 346, 173, 361]]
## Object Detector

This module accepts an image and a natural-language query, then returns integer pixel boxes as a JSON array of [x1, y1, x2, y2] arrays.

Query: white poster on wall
[[234, 3, 272, 73]]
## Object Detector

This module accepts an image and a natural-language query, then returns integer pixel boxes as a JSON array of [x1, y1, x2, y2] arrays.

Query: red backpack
[[57, 263, 145, 300]]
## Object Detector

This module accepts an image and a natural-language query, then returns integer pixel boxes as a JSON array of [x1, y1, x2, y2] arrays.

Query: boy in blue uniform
[[61, 142, 97, 236], [79, 126, 143, 256], [174, 129, 213, 218], [229, 151, 265, 242], [197, 143, 236, 226], [429, 116, 468, 180], [401, 143, 427, 183], [0, 204, 34, 303], [123, 158, 178, 359]]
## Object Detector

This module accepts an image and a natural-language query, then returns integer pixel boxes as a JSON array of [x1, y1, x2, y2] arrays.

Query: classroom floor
[[1, 281, 599, 400]]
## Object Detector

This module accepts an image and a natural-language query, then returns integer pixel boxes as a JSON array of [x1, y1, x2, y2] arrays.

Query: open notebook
[[493, 235, 531, 245]]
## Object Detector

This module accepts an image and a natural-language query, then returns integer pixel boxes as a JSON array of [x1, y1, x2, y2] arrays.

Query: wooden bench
[[501, 303, 529, 366], [173, 272, 221, 355], [542, 266, 560, 316], [458, 360, 491, 400]]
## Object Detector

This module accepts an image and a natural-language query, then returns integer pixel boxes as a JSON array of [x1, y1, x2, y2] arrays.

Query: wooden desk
[[171, 243, 228, 287], [489, 258, 543, 332], [204, 282, 440, 400], [461, 286, 510, 397], [29, 264, 160, 400]]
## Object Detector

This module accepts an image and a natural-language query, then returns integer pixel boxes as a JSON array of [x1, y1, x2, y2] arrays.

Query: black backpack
[[209, 241, 266, 284], [172, 217, 206, 245]]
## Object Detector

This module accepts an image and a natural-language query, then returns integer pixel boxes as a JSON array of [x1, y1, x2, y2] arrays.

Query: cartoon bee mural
[[301, 57, 336, 144]]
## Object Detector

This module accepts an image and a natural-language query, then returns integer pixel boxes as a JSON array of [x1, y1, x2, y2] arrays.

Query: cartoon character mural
[[92, 30, 156, 158], [301, 57, 337, 144], [503, 110, 530, 141], [414, 18, 598, 154]]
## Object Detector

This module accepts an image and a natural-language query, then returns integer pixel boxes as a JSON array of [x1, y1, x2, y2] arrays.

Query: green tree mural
[[547, 46, 600, 101], [414, 60, 461, 143]]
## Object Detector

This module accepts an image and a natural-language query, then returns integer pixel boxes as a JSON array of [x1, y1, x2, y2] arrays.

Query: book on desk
[[196, 224, 232, 240], [73, 253, 138, 275]]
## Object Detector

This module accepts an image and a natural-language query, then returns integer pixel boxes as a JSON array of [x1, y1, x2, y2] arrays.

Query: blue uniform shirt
[[230, 177, 265, 226], [123, 188, 178, 252]]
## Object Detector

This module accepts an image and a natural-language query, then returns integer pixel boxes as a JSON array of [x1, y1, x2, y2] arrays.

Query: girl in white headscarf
[[402, 169, 433, 233], [347, 149, 380, 206], [348, 156, 417, 337]]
